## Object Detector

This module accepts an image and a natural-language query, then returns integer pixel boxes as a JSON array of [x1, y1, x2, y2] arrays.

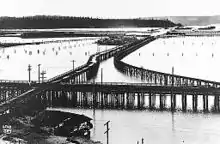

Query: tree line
[[0, 15, 181, 29]]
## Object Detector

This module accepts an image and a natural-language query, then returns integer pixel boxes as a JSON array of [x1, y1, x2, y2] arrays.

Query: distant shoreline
[[0, 15, 180, 29]]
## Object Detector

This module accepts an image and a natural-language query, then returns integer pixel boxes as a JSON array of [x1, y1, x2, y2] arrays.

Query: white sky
[[0, 0, 220, 18]]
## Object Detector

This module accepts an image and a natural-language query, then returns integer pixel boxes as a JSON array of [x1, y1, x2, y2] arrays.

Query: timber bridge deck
[[1, 34, 220, 113]]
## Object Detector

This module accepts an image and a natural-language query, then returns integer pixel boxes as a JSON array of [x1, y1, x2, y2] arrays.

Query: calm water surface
[[2, 35, 220, 144], [49, 107, 220, 144], [123, 36, 220, 82], [0, 37, 114, 80], [79, 36, 220, 144]]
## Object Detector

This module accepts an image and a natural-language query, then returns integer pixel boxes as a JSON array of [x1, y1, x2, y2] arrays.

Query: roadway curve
[[113, 35, 220, 87]]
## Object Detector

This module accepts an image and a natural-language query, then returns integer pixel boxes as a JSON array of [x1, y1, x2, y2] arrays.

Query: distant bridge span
[[1, 32, 220, 113]]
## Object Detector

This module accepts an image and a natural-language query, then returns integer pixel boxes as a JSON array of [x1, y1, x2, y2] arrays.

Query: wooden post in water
[[174, 94, 176, 109], [217, 95, 220, 112], [50, 90, 53, 108], [151, 93, 156, 108], [131, 93, 135, 109], [92, 85, 96, 108], [104, 93, 108, 108], [137, 93, 141, 109], [192, 94, 198, 112], [171, 92, 175, 111], [203, 95, 206, 112], [78, 75, 81, 83], [83, 92, 87, 107], [182, 93, 185, 111], [192, 94, 195, 112], [203, 95, 208, 112], [72, 91, 77, 107], [149, 92, 152, 109], [101, 68, 103, 85], [214, 95, 219, 112], [122, 93, 125, 109], [115, 93, 119, 109], [195, 95, 198, 111], [141, 93, 145, 109], [101, 92, 104, 109], [171, 66, 175, 111], [206, 95, 209, 111], [160, 93, 164, 110]]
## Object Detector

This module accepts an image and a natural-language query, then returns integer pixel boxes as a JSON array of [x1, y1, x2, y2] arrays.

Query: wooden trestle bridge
[[1, 35, 220, 114]]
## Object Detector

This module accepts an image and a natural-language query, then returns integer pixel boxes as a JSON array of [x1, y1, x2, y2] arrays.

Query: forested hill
[[0, 16, 180, 29]]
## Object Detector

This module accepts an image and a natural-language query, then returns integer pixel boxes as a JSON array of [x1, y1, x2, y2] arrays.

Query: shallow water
[[0, 37, 114, 80], [85, 36, 220, 144], [123, 36, 220, 82], [91, 57, 143, 83], [2, 35, 220, 144], [49, 107, 220, 144]]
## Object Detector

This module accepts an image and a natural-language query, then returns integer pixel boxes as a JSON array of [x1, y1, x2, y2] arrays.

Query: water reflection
[[47, 107, 220, 144]]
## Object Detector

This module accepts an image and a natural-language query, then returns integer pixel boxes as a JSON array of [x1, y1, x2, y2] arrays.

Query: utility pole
[[27, 64, 32, 83], [172, 66, 174, 86], [71, 60, 75, 71], [104, 120, 110, 144], [40, 70, 47, 83], [38, 64, 41, 83], [171, 66, 175, 111]]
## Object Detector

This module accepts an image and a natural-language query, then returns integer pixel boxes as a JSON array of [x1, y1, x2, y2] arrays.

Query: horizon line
[[1, 14, 220, 19]]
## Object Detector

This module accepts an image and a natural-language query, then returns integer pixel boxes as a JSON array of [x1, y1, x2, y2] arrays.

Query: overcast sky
[[1, 0, 219, 18]]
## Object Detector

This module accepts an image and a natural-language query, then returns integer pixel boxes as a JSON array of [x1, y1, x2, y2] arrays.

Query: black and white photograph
[[1, 0, 220, 143]]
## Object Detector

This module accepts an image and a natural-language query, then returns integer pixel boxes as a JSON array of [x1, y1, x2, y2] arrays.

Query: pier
[[1, 82, 220, 112], [41, 82, 220, 112], [1, 33, 220, 114]]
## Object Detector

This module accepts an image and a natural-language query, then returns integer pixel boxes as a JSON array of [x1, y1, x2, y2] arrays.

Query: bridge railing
[[46, 39, 136, 83], [113, 36, 220, 87], [116, 55, 220, 83], [47, 43, 120, 83], [46, 63, 89, 83], [60, 81, 216, 88]]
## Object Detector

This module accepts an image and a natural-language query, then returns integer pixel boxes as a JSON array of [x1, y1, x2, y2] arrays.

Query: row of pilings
[[30, 87, 220, 113], [0, 86, 29, 104], [3, 35, 220, 116], [0, 37, 155, 112], [47, 36, 152, 84], [113, 36, 220, 88]]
